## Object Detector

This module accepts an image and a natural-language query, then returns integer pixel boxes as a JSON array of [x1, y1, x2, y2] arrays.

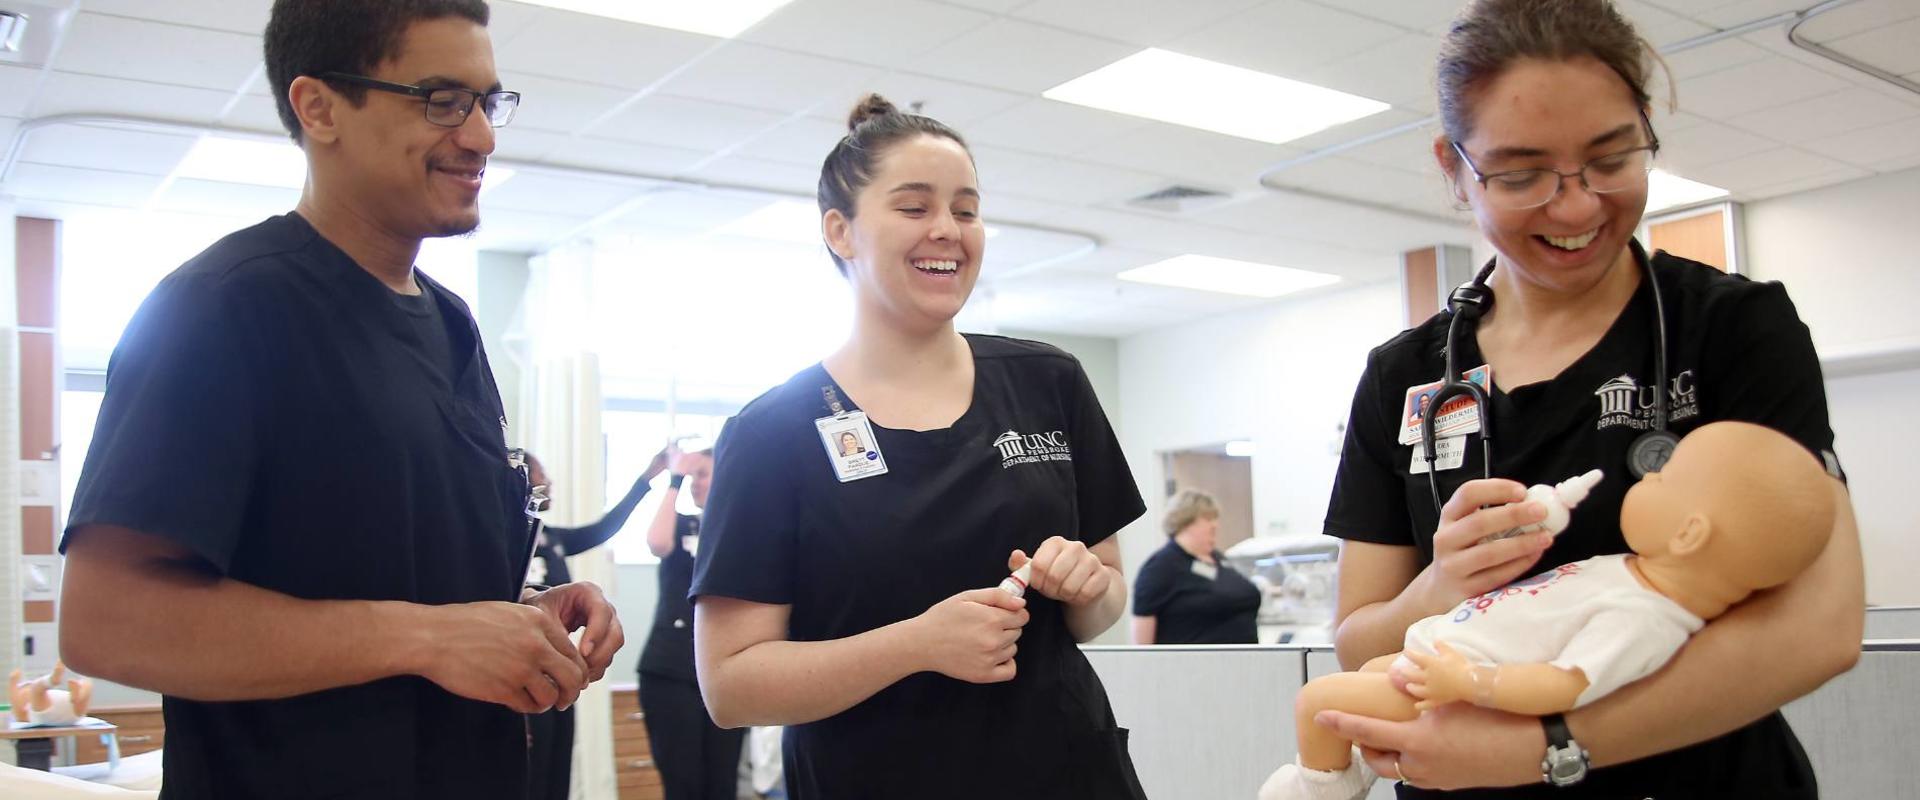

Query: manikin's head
[[1620, 421, 1835, 605]]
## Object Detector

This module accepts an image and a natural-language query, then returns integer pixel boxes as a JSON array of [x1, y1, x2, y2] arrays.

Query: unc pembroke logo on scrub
[[993, 430, 1072, 468], [1594, 370, 1698, 431]]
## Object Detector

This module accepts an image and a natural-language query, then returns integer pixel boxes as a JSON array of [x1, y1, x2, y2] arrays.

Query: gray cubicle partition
[[1865, 605, 1920, 639], [1085, 641, 1920, 800]]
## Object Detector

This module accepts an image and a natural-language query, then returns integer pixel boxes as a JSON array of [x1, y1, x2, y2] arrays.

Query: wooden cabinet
[[71, 704, 165, 764], [610, 685, 664, 800]]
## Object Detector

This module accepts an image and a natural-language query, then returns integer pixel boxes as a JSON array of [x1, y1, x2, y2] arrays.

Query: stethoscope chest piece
[[1626, 429, 1679, 479]]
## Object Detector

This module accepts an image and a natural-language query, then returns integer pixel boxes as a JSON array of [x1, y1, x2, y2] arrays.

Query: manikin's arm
[[1565, 478, 1862, 767], [1403, 642, 1591, 716]]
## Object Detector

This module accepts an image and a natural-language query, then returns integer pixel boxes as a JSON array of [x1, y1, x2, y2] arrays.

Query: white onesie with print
[[1399, 554, 1704, 708]]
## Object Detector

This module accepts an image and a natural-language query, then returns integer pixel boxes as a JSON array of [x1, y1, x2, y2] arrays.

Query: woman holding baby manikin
[[689, 95, 1147, 799], [1313, 1, 1862, 796]]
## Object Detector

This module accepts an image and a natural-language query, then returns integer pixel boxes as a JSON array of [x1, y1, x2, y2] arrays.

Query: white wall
[[1113, 282, 1404, 625], [1743, 166, 1920, 606], [1744, 167, 1920, 355]]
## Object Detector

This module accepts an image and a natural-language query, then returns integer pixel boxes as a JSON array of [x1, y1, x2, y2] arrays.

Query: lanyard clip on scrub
[[507, 447, 548, 582], [816, 385, 889, 482]]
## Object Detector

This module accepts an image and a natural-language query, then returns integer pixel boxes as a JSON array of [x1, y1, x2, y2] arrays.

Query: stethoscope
[[1418, 242, 1677, 517]]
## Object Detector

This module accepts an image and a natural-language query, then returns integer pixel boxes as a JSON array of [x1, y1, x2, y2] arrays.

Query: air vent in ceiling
[[0, 4, 67, 66], [1126, 184, 1231, 214]]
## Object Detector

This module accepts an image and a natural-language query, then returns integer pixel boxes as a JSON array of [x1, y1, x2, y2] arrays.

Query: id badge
[[1190, 560, 1219, 580], [816, 411, 889, 482], [1409, 434, 1468, 474], [681, 534, 700, 557], [1397, 365, 1492, 445]]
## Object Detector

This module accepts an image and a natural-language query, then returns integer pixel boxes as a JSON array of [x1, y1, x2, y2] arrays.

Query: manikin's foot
[[1257, 747, 1378, 800]]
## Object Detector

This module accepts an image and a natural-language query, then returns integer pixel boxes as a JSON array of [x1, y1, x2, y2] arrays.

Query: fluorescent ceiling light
[[1646, 169, 1729, 214], [713, 200, 820, 244], [512, 0, 795, 38], [1119, 255, 1339, 298], [1225, 440, 1255, 458], [175, 136, 306, 189], [1044, 48, 1389, 145]]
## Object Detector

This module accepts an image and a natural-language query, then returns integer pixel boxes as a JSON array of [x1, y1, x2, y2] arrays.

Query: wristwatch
[[1540, 713, 1590, 787]]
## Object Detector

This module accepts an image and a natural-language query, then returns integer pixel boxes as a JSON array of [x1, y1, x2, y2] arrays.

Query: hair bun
[[846, 93, 898, 132]]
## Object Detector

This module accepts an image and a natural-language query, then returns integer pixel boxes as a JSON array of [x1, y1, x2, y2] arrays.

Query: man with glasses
[[58, 2, 624, 798]]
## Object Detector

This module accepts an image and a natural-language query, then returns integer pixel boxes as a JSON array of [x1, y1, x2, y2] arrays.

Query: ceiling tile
[[1, 162, 164, 208], [1789, 0, 1920, 41], [0, 116, 21, 156], [479, 1, 551, 49], [1612, 0, 1716, 46], [1687, 147, 1857, 194], [1279, 108, 1430, 154], [152, 177, 300, 218], [807, 73, 1029, 129], [496, 12, 719, 91], [1300, 33, 1441, 111], [1661, 38, 1771, 80], [493, 126, 575, 162], [30, 72, 235, 121], [1678, 57, 1852, 119], [538, 135, 710, 177], [965, 99, 1153, 157], [972, 145, 1168, 206], [740, 0, 993, 68], [1010, 0, 1265, 47], [593, 94, 789, 152], [1302, 0, 1460, 32], [218, 93, 288, 135], [0, 65, 40, 117], [1175, 0, 1407, 79], [15, 123, 198, 176], [1079, 123, 1299, 189], [656, 43, 878, 116], [76, 0, 272, 35], [917, 19, 1139, 94], [683, 155, 822, 196], [1738, 166, 1875, 201], [1727, 88, 1920, 145], [482, 171, 644, 217], [1824, 17, 1920, 76], [1338, 128, 1448, 176], [732, 116, 847, 166], [1656, 118, 1783, 170], [55, 13, 260, 92], [935, 0, 1030, 12], [1801, 116, 1920, 168], [497, 71, 638, 133]]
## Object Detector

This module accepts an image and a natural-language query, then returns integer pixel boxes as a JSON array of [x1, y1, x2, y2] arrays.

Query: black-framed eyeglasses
[[1451, 112, 1662, 211], [320, 72, 521, 128]]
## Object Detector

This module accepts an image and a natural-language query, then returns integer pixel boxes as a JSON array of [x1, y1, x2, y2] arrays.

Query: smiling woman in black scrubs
[[1312, 1, 1863, 796], [690, 94, 1148, 800], [1132, 489, 1261, 645]]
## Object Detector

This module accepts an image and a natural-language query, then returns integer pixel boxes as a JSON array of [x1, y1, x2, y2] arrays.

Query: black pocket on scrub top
[[1067, 726, 1150, 800]]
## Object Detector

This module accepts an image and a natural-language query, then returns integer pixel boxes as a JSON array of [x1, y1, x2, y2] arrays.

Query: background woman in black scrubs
[[1132, 489, 1261, 645], [689, 95, 1148, 800], [524, 449, 667, 800], [1314, 1, 1862, 796], [638, 445, 743, 800]]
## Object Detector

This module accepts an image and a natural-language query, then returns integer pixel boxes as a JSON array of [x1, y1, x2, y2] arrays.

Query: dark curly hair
[[265, 0, 490, 143]]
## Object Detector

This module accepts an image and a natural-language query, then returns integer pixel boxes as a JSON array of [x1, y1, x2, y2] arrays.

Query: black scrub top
[[691, 334, 1148, 800], [1326, 247, 1841, 799], [64, 213, 535, 800], [1133, 540, 1261, 644], [639, 513, 701, 682]]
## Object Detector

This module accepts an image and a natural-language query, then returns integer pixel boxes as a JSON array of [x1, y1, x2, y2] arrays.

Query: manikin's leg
[[71, 677, 94, 717], [1258, 653, 1422, 800], [1294, 671, 1421, 770]]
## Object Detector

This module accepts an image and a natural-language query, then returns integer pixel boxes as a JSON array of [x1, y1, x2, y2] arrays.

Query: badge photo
[[1398, 365, 1492, 445], [816, 411, 889, 483]]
